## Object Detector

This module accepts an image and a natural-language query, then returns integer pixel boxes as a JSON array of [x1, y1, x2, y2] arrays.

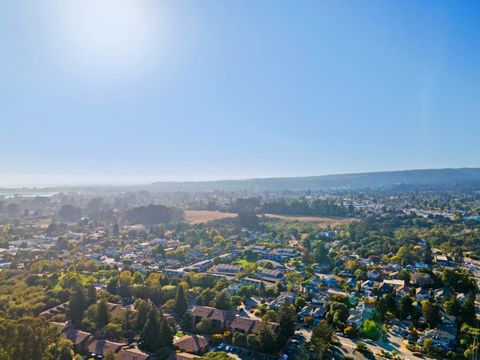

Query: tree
[[117, 270, 132, 298], [215, 290, 231, 310], [443, 295, 461, 317], [46, 338, 74, 360], [232, 332, 247, 348], [424, 242, 433, 265], [140, 307, 173, 353], [158, 315, 174, 349], [361, 320, 382, 340], [310, 320, 334, 359], [141, 309, 160, 352], [460, 292, 476, 325], [454, 247, 464, 265], [237, 212, 260, 229], [135, 299, 153, 332], [423, 338, 433, 354], [121, 309, 135, 342], [96, 300, 110, 330], [314, 241, 329, 264], [87, 284, 97, 305], [277, 303, 296, 340], [132, 272, 145, 285], [67, 287, 86, 326], [0, 317, 56, 360], [257, 323, 278, 354], [399, 295, 414, 320], [246, 334, 260, 351], [106, 277, 118, 295], [422, 300, 440, 328], [398, 270, 411, 285], [230, 295, 242, 307], [174, 285, 188, 317], [105, 323, 122, 340]]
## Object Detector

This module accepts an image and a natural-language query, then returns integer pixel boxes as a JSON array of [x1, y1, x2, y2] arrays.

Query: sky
[[1, 0, 480, 186]]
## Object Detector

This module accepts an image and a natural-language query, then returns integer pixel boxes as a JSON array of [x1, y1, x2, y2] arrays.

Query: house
[[415, 288, 431, 301], [360, 280, 375, 292], [435, 255, 452, 267], [258, 259, 286, 271], [249, 245, 267, 253], [269, 292, 296, 309], [40, 302, 69, 319], [190, 306, 279, 336], [230, 316, 279, 335], [256, 269, 284, 282], [50, 322, 149, 359], [239, 277, 264, 288], [59, 324, 93, 353], [211, 264, 243, 275], [190, 306, 236, 330], [345, 278, 357, 288], [415, 262, 429, 269], [263, 248, 298, 262], [347, 302, 374, 327], [184, 259, 214, 272], [87, 340, 124, 357], [380, 279, 404, 294], [174, 353, 201, 360], [298, 304, 327, 324], [173, 335, 209, 354], [367, 269, 381, 280], [117, 347, 150, 360], [322, 275, 343, 288], [378, 282, 394, 294], [418, 328, 456, 351]]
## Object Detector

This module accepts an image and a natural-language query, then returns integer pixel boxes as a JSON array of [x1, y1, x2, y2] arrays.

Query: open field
[[184, 210, 237, 224], [261, 213, 355, 227], [184, 210, 355, 227]]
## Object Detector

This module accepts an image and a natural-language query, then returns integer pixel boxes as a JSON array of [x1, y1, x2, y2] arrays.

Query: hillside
[[149, 167, 480, 192]]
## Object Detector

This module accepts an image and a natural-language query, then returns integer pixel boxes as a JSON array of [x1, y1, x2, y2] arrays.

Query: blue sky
[[1, 1, 480, 186]]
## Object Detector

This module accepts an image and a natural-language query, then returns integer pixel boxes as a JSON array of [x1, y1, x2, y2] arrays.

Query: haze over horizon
[[2, 1, 480, 185]]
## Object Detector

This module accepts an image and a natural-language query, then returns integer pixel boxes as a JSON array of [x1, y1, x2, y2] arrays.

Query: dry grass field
[[184, 209, 355, 227], [184, 210, 237, 224], [261, 213, 355, 227]]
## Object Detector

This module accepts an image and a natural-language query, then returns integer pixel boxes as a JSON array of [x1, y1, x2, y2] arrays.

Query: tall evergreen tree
[[424, 242, 433, 265], [96, 300, 110, 330], [87, 284, 97, 305], [140, 308, 159, 352], [215, 290, 231, 310], [157, 316, 173, 349], [174, 285, 188, 317], [67, 287, 86, 326]]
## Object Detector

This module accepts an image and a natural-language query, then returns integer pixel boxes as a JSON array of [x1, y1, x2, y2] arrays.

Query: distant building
[[256, 269, 285, 282], [211, 264, 243, 275], [173, 335, 209, 354]]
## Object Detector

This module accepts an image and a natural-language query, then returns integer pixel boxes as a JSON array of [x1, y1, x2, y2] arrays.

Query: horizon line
[[0, 165, 479, 189]]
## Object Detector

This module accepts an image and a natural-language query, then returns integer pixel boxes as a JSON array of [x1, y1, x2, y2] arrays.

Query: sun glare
[[47, 0, 165, 81]]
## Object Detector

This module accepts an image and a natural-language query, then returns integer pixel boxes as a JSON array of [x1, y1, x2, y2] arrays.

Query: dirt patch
[[184, 210, 237, 224], [261, 213, 355, 227]]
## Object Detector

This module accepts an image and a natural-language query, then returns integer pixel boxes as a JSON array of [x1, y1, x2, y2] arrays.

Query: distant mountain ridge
[[149, 167, 480, 192]]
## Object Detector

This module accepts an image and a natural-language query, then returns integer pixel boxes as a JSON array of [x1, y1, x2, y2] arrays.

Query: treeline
[[123, 204, 184, 225], [223, 197, 351, 217], [0, 316, 76, 360], [260, 199, 351, 217]]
